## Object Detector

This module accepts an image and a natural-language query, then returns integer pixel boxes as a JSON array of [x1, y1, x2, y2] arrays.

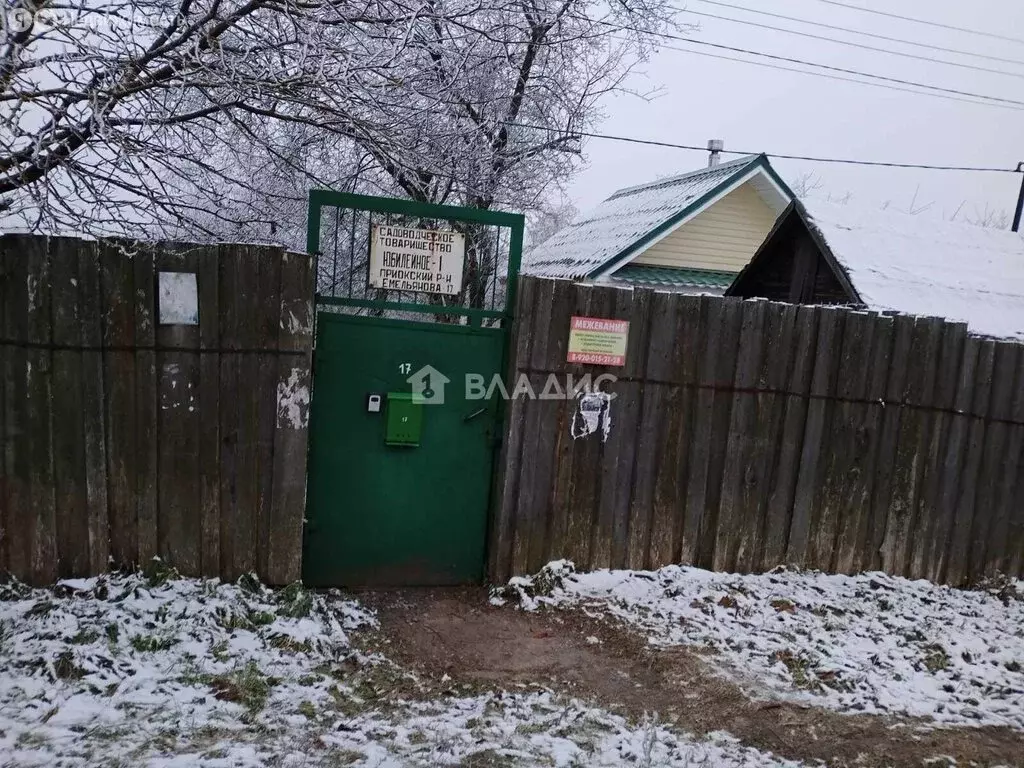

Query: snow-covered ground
[[0, 563, 804, 767], [323, 691, 805, 767], [0, 563, 374, 766], [496, 562, 1024, 731]]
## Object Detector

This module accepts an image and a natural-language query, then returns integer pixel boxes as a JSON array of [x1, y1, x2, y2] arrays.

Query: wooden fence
[[0, 234, 313, 585], [490, 276, 1024, 586]]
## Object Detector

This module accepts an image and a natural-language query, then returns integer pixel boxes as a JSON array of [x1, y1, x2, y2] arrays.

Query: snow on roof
[[524, 155, 770, 279], [801, 198, 1024, 341]]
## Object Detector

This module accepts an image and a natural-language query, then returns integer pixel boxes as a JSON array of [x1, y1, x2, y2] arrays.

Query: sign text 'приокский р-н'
[[369, 225, 465, 296]]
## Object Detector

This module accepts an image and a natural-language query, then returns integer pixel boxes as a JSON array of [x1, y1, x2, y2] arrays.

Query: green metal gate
[[303, 191, 523, 587]]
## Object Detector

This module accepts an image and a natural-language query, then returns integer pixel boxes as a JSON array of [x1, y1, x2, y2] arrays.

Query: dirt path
[[360, 587, 1023, 768]]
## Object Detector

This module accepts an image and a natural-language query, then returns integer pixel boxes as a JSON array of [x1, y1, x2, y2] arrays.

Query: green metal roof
[[611, 265, 737, 290]]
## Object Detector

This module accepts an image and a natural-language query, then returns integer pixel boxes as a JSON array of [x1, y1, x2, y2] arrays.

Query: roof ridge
[[607, 154, 761, 201]]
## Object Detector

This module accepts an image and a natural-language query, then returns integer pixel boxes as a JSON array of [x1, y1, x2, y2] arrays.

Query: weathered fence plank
[[512, 279, 557, 574], [0, 241, 21, 576], [826, 312, 877, 573], [714, 299, 768, 572], [539, 280, 576, 568], [789, 307, 844, 567], [882, 316, 943, 576], [511, 379, 549, 575], [25, 236, 58, 584], [683, 297, 742, 567], [626, 289, 678, 569], [838, 315, 894, 574], [255, 248, 282, 579], [156, 248, 203, 576], [565, 285, 612, 570], [760, 305, 818, 570], [812, 310, 873, 571], [79, 242, 109, 574], [739, 301, 797, 573], [969, 342, 1019, 579], [101, 241, 138, 570], [218, 245, 242, 580], [233, 247, 261, 579], [945, 340, 996, 586], [198, 248, 221, 577], [489, 275, 537, 583], [597, 287, 649, 570], [626, 382, 663, 570], [698, 298, 744, 569], [5, 240, 31, 581], [268, 249, 313, 585], [927, 337, 980, 583], [545, 397, 575, 566], [526, 280, 571, 572], [864, 314, 915, 572], [910, 322, 967, 580], [134, 247, 158, 566], [1001, 352, 1024, 578], [653, 294, 704, 568], [50, 237, 89, 577], [983, 350, 1023, 578]]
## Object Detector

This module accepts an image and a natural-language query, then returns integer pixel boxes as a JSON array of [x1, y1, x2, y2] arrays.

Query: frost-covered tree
[[343, 0, 678, 210], [1, 0, 681, 245], [526, 198, 579, 251], [0, 0, 425, 234], [214, 0, 683, 305]]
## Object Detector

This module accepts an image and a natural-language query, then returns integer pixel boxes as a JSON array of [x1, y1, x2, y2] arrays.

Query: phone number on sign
[[567, 352, 625, 366]]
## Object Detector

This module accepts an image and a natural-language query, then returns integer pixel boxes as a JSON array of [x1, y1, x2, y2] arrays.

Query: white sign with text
[[369, 225, 465, 296]]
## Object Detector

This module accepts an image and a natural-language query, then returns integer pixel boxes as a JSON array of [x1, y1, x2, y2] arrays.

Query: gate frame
[[306, 190, 525, 324], [304, 189, 526, 584]]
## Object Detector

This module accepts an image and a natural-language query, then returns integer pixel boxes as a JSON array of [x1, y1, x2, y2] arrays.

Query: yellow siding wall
[[632, 181, 779, 272]]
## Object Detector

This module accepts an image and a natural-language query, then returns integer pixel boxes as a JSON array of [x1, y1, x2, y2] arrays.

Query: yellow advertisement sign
[[567, 316, 629, 367]]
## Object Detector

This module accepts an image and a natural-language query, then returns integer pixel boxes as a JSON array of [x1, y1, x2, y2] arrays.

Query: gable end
[[726, 203, 861, 305]]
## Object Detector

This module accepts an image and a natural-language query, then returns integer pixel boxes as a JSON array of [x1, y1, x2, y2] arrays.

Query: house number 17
[[399, 363, 411, 374]]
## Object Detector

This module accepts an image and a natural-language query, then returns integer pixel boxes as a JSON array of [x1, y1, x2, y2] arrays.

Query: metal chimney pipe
[[708, 139, 724, 168]]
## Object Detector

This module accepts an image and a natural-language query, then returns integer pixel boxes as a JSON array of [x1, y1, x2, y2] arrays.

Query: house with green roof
[[524, 153, 795, 294]]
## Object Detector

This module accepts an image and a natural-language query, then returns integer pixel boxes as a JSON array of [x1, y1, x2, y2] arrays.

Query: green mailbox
[[385, 392, 423, 446]]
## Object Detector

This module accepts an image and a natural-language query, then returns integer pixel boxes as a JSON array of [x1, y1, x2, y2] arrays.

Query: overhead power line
[[657, 42, 1024, 112], [683, 9, 1024, 79], [677, 38, 1024, 107], [498, 119, 1021, 173], [581, 14, 1024, 110], [340, 99, 1019, 173], [694, 0, 1024, 67], [806, 0, 1024, 46]]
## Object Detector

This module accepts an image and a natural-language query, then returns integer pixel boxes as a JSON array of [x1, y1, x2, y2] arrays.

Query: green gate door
[[302, 192, 523, 587]]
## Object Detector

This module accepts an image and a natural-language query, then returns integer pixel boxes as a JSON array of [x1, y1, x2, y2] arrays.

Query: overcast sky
[[566, 0, 1024, 226]]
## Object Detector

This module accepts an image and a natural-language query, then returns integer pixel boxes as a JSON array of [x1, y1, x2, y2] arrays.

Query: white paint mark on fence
[[277, 368, 310, 429], [26, 274, 38, 314], [281, 308, 307, 334], [160, 363, 195, 411], [570, 391, 613, 442]]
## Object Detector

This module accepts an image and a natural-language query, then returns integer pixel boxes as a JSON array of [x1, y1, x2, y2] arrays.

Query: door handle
[[463, 407, 488, 422]]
